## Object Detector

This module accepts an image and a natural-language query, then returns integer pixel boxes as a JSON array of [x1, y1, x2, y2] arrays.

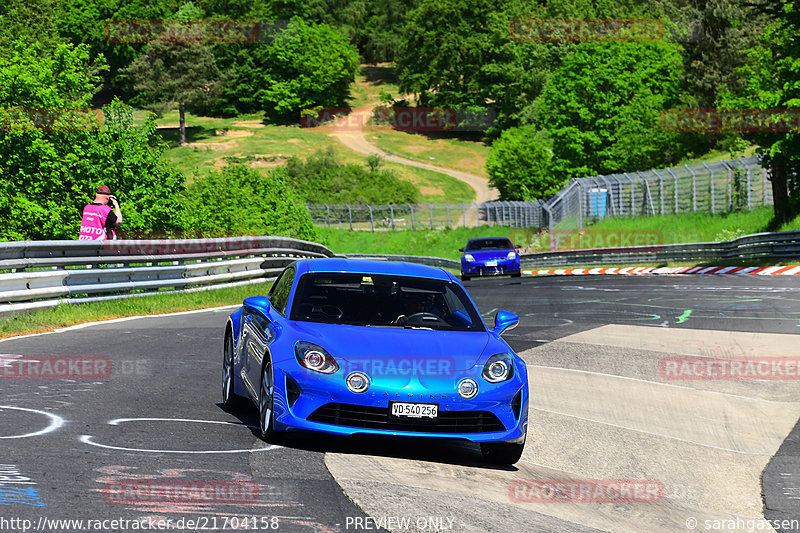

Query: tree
[[537, 42, 690, 178], [0, 0, 65, 60], [257, 17, 359, 121], [721, 0, 800, 225], [486, 127, 558, 200], [56, 0, 183, 103], [121, 3, 222, 145], [0, 42, 184, 240], [181, 163, 317, 240]]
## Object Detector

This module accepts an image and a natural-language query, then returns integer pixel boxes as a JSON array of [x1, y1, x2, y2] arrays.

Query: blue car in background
[[460, 237, 521, 281], [223, 258, 528, 465]]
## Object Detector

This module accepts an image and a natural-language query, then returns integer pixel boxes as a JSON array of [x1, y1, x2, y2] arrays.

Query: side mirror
[[459, 247, 465, 252], [492, 310, 519, 335], [243, 296, 271, 316]]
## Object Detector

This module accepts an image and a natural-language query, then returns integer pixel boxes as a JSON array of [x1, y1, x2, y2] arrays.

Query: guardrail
[[519, 231, 800, 268], [0, 237, 335, 317], [346, 231, 800, 271], [344, 253, 460, 269]]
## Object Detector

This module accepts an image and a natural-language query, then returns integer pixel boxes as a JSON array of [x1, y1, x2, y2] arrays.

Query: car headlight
[[295, 342, 339, 374], [464, 254, 475, 262], [482, 353, 514, 383], [346, 372, 370, 393], [458, 378, 478, 399], [506, 251, 517, 260]]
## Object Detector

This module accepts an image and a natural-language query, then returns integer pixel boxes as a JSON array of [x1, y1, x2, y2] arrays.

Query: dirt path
[[328, 107, 495, 204]]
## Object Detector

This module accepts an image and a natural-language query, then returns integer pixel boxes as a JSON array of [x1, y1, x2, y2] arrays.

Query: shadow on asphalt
[[215, 403, 519, 472]]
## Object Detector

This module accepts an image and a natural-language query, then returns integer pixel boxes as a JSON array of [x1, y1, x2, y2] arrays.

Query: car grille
[[307, 403, 506, 433]]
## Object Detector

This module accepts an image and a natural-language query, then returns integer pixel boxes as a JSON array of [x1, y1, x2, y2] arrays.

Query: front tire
[[510, 272, 521, 278], [480, 439, 525, 465], [461, 273, 470, 281], [258, 356, 276, 441], [222, 332, 243, 412]]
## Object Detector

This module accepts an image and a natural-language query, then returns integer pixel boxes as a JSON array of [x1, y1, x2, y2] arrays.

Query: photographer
[[78, 185, 123, 240]]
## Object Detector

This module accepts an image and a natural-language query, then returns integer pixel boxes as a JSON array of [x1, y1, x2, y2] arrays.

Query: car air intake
[[307, 403, 506, 433]]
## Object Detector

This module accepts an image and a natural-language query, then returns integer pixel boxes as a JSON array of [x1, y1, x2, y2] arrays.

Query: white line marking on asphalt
[[0, 305, 241, 344], [0, 406, 65, 439], [523, 363, 789, 403], [79, 435, 280, 454], [529, 406, 771, 456], [108, 417, 256, 427], [80, 417, 279, 454]]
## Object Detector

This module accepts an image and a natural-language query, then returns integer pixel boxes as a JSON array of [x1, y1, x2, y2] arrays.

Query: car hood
[[287, 321, 491, 371], [464, 249, 512, 261]]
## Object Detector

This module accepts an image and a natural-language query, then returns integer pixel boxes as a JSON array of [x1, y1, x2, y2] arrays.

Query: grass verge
[[0, 283, 272, 340], [316, 207, 800, 259]]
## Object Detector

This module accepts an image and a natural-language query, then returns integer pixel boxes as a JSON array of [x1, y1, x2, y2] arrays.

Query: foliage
[[720, 0, 800, 224], [0, 0, 65, 60], [256, 18, 359, 121], [537, 42, 691, 178], [181, 163, 316, 240], [283, 147, 419, 204], [486, 127, 560, 200], [121, 4, 222, 143], [0, 42, 184, 241]]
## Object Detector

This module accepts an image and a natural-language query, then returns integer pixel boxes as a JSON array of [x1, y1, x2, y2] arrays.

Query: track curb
[[522, 265, 800, 276]]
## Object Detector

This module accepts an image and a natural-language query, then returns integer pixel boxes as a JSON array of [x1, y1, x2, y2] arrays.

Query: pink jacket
[[79, 203, 116, 240]]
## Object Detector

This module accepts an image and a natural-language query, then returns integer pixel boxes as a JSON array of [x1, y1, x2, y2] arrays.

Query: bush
[[181, 163, 316, 241], [538, 42, 691, 178], [0, 42, 184, 240], [283, 148, 420, 204], [486, 126, 560, 200], [257, 18, 359, 121]]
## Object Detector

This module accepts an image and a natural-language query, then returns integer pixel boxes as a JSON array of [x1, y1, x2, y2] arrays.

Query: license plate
[[485, 260, 498, 266], [390, 402, 438, 419]]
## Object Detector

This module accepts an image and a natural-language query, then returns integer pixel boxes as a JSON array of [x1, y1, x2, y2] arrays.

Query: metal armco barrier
[[344, 253, 460, 269], [0, 237, 335, 317], [519, 230, 800, 268], [347, 231, 800, 271]]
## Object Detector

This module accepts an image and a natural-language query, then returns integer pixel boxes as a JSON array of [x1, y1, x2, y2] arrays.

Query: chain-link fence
[[305, 202, 547, 230], [306, 156, 768, 235]]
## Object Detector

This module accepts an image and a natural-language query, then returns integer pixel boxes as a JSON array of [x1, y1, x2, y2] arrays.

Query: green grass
[[347, 64, 401, 109], [153, 109, 476, 201], [315, 207, 800, 259], [0, 283, 271, 340], [365, 128, 490, 177], [316, 226, 522, 260]]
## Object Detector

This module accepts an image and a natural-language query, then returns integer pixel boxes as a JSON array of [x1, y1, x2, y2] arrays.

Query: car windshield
[[289, 272, 485, 331], [465, 239, 513, 251]]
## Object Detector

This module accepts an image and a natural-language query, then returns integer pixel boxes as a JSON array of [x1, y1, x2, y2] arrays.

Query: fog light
[[458, 378, 478, 399], [347, 372, 370, 393]]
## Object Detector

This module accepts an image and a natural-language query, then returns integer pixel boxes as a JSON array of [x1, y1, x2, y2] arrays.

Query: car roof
[[293, 258, 454, 281]]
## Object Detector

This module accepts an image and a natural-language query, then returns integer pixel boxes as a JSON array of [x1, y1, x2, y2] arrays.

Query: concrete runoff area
[[326, 325, 800, 533]]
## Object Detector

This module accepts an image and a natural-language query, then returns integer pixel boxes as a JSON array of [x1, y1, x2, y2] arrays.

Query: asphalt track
[[1, 274, 798, 533]]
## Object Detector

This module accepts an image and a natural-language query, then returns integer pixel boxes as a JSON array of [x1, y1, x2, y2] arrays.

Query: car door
[[241, 266, 295, 402]]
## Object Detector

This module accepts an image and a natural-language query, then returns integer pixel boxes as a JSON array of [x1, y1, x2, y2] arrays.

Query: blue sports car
[[223, 258, 528, 464], [460, 237, 521, 281]]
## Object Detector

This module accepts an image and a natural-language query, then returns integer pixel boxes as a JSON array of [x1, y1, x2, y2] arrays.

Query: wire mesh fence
[[306, 156, 769, 238]]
